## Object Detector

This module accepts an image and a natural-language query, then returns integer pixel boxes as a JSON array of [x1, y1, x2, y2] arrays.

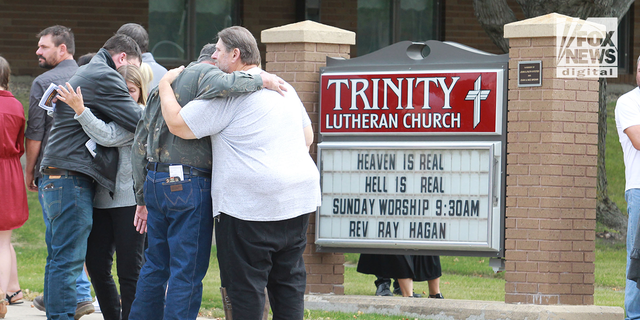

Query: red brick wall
[[0, 0, 148, 76], [264, 41, 351, 294], [505, 36, 598, 305]]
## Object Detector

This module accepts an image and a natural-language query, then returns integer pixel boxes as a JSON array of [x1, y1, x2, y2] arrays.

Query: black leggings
[[86, 206, 145, 320]]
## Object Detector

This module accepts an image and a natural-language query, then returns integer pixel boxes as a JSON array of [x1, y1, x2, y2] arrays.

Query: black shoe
[[33, 295, 45, 312], [429, 293, 444, 299], [375, 283, 393, 296]]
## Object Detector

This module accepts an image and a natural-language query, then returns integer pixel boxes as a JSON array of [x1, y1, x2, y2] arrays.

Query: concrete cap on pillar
[[261, 20, 356, 45], [504, 12, 606, 39]]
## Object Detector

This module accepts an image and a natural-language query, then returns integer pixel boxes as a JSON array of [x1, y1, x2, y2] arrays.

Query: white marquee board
[[315, 141, 503, 254]]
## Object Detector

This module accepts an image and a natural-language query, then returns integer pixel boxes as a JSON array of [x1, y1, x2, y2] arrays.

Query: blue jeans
[[39, 174, 94, 320], [627, 189, 640, 320], [38, 178, 93, 304], [129, 169, 213, 320]]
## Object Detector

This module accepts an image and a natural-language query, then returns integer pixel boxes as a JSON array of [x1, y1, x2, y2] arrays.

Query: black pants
[[216, 213, 310, 320], [375, 277, 399, 291], [86, 206, 145, 320]]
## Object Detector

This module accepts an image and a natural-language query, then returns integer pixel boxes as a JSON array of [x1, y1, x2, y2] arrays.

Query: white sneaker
[[92, 299, 101, 313]]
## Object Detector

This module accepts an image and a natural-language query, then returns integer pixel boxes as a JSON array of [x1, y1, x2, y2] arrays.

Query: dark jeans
[[40, 173, 94, 320], [86, 206, 145, 320], [37, 178, 93, 304], [216, 213, 310, 320], [129, 169, 213, 320]]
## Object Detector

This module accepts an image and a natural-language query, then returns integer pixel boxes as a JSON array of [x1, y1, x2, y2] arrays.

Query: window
[[356, 0, 441, 56], [149, 0, 239, 65], [617, 5, 632, 74]]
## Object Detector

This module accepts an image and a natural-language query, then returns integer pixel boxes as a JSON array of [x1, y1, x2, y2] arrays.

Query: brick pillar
[[261, 21, 355, 295], [502, 13, 599, 305]]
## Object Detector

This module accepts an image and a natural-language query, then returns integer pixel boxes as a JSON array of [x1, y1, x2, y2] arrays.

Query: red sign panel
[[320, 71, 502, 134]]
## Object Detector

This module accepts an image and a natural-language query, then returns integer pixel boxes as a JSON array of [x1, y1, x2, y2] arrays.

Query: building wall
[[244, 0, 358, 65], [0, 0, 148, 76], [243, 0, 297, 65], [2, 0, 636, 86]]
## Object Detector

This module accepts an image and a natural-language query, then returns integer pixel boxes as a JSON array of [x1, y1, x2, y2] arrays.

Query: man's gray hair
[[216, 26, 261, 66], [197, 43, 216, 63]]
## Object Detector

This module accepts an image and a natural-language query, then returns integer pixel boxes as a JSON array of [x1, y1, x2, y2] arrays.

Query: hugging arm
[[159, 67, 197, 139]]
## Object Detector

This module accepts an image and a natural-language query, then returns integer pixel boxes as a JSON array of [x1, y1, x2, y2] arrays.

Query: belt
[[41, 167, 85, 177], [146, 162, 211, 178]]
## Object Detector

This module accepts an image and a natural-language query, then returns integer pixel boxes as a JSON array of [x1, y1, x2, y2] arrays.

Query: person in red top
[[0, 55, 28, 319]]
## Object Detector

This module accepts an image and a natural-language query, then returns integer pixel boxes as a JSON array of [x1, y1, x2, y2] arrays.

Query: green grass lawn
[[606, 100, 627, 216], [10, 86, 629, 319], [12, 193, 626, 319]]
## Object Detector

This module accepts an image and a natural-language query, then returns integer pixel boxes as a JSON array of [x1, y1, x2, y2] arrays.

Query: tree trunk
[[596, 78, 627, 236], [473, 0, 517, 53]]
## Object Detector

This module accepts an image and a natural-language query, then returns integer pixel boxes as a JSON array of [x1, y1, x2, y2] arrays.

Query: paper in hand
[[85, 139, 97, 158], [38, 83, 59, 112]]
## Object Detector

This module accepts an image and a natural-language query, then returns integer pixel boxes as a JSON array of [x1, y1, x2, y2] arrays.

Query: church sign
[[315, 41, 508, 257], [320, 71, 502, 134]]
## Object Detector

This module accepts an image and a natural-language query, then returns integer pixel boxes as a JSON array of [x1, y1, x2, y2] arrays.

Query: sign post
[[316, 41, 508, 258]]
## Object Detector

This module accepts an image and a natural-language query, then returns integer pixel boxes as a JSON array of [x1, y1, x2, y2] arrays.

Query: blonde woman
[[56, 64, 147, 320]]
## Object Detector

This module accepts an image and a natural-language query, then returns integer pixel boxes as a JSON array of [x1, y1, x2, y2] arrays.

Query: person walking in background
[[116, 23, 166, 89], [0, 55, 29, 319], [615, 55, 640, 320], [23, 25, 95, 318], [56, 64, 148, 320]]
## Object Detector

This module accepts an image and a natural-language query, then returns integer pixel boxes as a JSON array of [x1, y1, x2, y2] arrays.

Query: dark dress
[[0, 90, 28, 231], [357, 254, 441, 281]]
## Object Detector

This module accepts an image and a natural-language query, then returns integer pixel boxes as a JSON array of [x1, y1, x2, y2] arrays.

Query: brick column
[[261, 21, 355, 295], [502, 13, 599, 305]]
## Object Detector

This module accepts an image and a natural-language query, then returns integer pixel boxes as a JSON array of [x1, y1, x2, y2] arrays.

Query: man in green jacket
[[129, 43, 283, 320]]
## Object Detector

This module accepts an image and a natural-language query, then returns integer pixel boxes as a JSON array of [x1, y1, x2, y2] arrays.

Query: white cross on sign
[[464, 76, 491, 128]]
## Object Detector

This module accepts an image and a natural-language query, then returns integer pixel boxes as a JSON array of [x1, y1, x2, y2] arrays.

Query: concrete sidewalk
[[3, 301, 103, 320], [5, 295, 625, 319], [304, 294, 625, 320], [2, 301, 210, 320]]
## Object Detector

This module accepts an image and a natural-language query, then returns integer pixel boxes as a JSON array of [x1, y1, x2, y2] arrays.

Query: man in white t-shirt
[[615, 55, 640, 320], [158, 26, 320, 319]]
